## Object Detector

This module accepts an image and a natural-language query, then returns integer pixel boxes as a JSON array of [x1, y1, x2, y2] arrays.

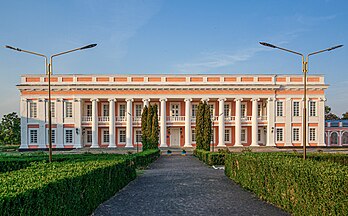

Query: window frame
[[276, 128, 284, 142], [276, 101, 283, 117], [64, 129, 73, 144], [309, 127, 316, 142], [293, 101, 300, 117], [309, 101, 317, 117], [191, 128, 196, 143], [135, 129, 142, 143], [292, 127, 300, 142], [224, 128, 231, 143], [135, 103, 143, 117], [241, 103, 247, 118], [46, 128, 56, 144], [224, 103, 231, 117], [241, 128, 247, 143], [119, 104, 126, 117], [29, 102, 37, 118], [65, 101, 73, 118], [29, 129, 38, 144], [118, 128, 126, 144], [102, 103, 109, 117]]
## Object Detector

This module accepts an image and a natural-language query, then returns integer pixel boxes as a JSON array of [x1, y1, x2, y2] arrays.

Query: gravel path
[[93, 155, 289, 216]]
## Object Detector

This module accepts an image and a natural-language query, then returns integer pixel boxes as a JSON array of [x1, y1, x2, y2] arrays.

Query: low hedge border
[[225, 153, 348, 215], [0, 149, 160, 216], [193, 149, 225, 165]]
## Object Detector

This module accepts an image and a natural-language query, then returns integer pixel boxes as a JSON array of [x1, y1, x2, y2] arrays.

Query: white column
[[56, 98, 64, 148], [266, 97, 275, 146], [234, 98, 242, 146], [108, 99, 116, 148], [285, 98, 292, 146], [125, 98, 134, 148], [251, 98, 259, 146], [184, 98, 192, 147], [318, 97, 326, 146], [160, 98, 168, 147], [218, 98, 226, 147], [38, 99, 46, 148], [74, 98, 82, 148], [143, 98, 150, 108], [91, 98, 99, 148], [20, 98, 28, 149]]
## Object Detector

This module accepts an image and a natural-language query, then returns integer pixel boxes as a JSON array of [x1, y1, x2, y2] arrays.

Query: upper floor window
[[241, 104, 246, 118], [86, 104, 92, 116], [171, 104, 180, 117], [257, 104, 262, 117], [135, 104, 142, 117], [65, 102, 73, 118], [103, 104, 109, 117], [192, 104, 198, 117], [119, 104, 126, 117], [209, 104, 214, 117], [293, 101, 300, 117], [30, 102, 37, 118], [309, 101, 316, 117], [224, 104, 230, 117], [46, 101, 55, 118], [276, 101, 283, 116]]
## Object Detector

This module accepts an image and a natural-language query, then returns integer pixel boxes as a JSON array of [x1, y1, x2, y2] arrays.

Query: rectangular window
[[47, 101, 55, 118], [103, 130, 109, 143], [309, 128, 316, 141], [224, 129, 230, 142], [310, 101, 316, 117], [65, 102, 73, 118], [258, 104, 262, 117], [135, 130, 142, 143], [47, 129, 56, 144], [192, 104, 198, 117], [258, 129, 261, 142], [241, 104, 246, 118], [241, 129, 246, 142], [30, 130, 38, 144], [192, 129, 196, 142], [293, 128, 300, 142], [276, 101, 283, 116], [65, 129, 73, 144], [30, 102, 37, 118], [135, 104, 142, 117], [293, 101, 300, 117], [103, 104, 109, 117], [119, 104, 126, 117], [276, 128, 283, 142], [119, 129, 126, 143], [87, 130, 92, 143], [171, 104, 180, 116], [224, 104, 230, 117], [86, 104, 92, 116]]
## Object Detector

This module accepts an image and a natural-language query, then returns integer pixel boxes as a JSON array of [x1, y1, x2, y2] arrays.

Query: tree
[[195, 101, 204, 149], [202, 102, 212, 151], [0, 112, 20, 145], [342, 112, 348, 120], [146, 104, 153, 148], [151, 104, 159, 149], [325, 105, 339, 120], [141, 105, 149, 150]]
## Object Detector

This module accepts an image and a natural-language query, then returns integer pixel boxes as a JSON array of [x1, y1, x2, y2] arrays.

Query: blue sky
[[0, 0, 347, 117]]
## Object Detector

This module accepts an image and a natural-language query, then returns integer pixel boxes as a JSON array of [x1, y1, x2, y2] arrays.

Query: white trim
[[29, 129, 38, 144], [224, 128, 232, 143], [118, 103, 126, 117], [118, 128, 126, 144], [309, 127, 317, 142], [292, 127, 301, 143], [64, 128, 74, 145], [241, 128, 247, 143], [101, 102, 109, 117], [101, 128, 110, 145], [276, 127, 284, 142], [170, 102, 181, 117]]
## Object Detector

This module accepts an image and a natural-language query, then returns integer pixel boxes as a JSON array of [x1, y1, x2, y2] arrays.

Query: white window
[[309, 128, 316, 141], [192, 104, 198, 117], [30, 129, 38, 144], [46, 129, 56, 144], [224, 129, 231, 142], [119, 129, 126, 143], [293, 128, 300, 142], [171, 103, 180, 116], [135, 129, 142, 143], [257, 104, 262, 117], [310, 101, 316, 117], [241, 103, 246, 118], [86, 104, 92, 116], [224, 104, 230, 117], [192, 129, 196, 142], [293, 101, 300, 117], [135, 104, 142, 117], [258, 129, 261, 142], [103, 129, 109, 143], [47, 101, 55, 118], [241, 129, 247, 142], [65, 129, 73, 144], [119, 104, 126, 117], [276, 128, 283, 142], [276, 101, 283, 116], [65, 102, 73, 118], [103, 104, 109, 117], [86, 130, 92, 143], [30, 102, 37, 118]]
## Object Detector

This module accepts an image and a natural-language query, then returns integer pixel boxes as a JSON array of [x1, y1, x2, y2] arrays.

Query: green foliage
[[0, 150, 160, 216], [146, 105, 153, 148], [225, 153, 348, 215], [0, 112, 20, 145], [195, 102, 211, 151], [141, 106, 149, 150], [342, 112, 348, 120], [195, 101, 204, 149], [151, 104, 159, 149], [194, 149, 225, 165]]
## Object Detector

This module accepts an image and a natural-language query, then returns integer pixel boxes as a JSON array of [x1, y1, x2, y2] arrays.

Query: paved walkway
[[93, 156, 289, 216]]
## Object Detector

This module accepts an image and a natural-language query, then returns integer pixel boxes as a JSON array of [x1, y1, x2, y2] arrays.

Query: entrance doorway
[[170, 128, 180, 147]]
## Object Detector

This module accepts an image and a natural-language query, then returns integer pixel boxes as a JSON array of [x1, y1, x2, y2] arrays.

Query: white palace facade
[[17, 74, 328, 149]]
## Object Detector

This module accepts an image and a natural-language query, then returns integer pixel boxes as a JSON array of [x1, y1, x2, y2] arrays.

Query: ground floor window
[[258, 129, 261, 142], [135, 129, 142, 143], [224, 129, 231, 142], [30, 129, 38, 144], [46, 129, 56, 144], [65, 129, 73, 144], [192, 129, 196, 142], [309, 128, 316, 142], [276, 128, 283, 142], [103, 129, 109, 144], [241, 129, 247, 142], [293, 128, 300, 142], [119, 129, 126, 143], [86, 130, 92, 143]]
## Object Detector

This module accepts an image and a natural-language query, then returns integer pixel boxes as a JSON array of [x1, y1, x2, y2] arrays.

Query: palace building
[[17, 74, 327, 149]]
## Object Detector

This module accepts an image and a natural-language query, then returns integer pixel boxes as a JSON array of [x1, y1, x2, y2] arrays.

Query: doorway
[[170, 128, 180, 147]]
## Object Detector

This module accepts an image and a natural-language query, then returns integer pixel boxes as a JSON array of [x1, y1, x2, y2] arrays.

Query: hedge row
[[193, 149, 225, 165], [307, 153, 348, 166], [0, 150, 160, 216], [225, 153, 348, 215]]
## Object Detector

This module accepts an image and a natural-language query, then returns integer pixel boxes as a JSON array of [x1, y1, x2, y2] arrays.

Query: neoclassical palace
[[17, 74, 327, 149]]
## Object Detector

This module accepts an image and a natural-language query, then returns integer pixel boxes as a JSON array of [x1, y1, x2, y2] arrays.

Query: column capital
[[38, 98, 45, 102], [74, 98, 81, 102], [159, 98, 167, 102], [250, 98, 260, 102], [184, 98, 192, 102], [142, 98, 151, 102], [234, 98, 243, 102], [125, 98, 134, 102], [218, 98, 226, 102], [90, 98, 99, 102], [319, 97, 327, 102], [267, 97, 274, 101], [201, 98, 209, 102], [108, 98, 117, 102]]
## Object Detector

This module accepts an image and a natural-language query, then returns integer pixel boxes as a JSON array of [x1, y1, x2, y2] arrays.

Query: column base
[[217, 144, 226, 147], [233, 143, 243, 147], [318, 142, 326, 147], [74, 145, 82, 149], [90, 145, 99, 148], [160, 143, 168, 148], [108, 145, 117, 148], [184, 143, 192, 147], [125, 145, 134, 148], [266, 143, 276, 147], [250, 143, 259, 147], [19, 145, 29, 149]]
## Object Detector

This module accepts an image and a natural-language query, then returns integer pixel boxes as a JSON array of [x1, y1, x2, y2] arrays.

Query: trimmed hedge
[[0, 150, 160, 216], [307, 153, 348, 166], [194, 149, 225, 165], [225, 153, 348, 215]]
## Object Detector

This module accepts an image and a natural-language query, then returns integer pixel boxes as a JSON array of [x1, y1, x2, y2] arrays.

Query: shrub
[[194, 149, 225, 165], [225, 153, 348, 215]]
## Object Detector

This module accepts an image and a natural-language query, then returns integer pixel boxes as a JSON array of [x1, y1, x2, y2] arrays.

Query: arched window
[[342, 132, 348, 145], [330, 132, 338, 145]]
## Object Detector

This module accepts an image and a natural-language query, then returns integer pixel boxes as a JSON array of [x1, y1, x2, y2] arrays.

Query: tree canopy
[[0, 112, 20, 145]]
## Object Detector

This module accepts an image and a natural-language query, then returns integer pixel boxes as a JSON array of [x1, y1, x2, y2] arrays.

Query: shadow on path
[[93, 155, 289, 216]]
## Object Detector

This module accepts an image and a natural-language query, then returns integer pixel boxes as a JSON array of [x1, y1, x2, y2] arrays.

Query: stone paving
[[93, 155, 289, 216]]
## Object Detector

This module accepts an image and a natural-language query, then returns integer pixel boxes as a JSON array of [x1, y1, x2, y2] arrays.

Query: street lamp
[[259, 42, 343, 159], [6, 44, 97, 162]]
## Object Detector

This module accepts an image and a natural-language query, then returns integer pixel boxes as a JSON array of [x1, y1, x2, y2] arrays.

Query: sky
[[0, 0, 347, 118]]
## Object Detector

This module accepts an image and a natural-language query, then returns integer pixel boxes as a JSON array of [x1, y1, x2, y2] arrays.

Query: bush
[[194, 149, 225, 165], [225, 153, 348, 215]]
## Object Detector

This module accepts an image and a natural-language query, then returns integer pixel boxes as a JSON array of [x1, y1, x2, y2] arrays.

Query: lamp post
[[6, 44, 97, 162], [259, 42, 343, 160]]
